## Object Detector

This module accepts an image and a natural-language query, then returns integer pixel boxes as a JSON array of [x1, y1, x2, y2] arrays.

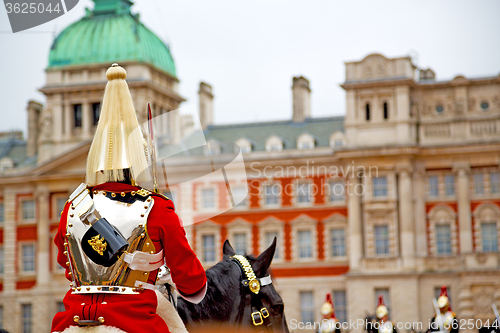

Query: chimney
[[292, 76, 311, 122], [27, 100, 43, 157], [199, 82, 213, 130]]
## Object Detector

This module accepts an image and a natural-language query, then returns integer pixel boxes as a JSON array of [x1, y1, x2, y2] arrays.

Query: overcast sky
[[0, 0, 499, 134]]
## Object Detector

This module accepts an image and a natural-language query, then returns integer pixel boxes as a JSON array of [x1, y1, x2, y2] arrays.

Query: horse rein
[[231, 254, 273, 331]]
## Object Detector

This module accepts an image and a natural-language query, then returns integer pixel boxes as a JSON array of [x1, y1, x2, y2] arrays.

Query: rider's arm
[[54, 201, 73, 281], [148, 195, 207, 303]]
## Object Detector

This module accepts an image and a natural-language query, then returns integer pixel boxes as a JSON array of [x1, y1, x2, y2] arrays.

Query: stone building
[[0, 1, 500, 332]]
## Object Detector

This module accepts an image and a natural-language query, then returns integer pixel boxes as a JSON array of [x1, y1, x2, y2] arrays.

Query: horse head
[[223, 237, 289, 333]]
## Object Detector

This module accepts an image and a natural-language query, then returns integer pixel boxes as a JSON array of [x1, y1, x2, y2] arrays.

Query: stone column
[[454, 163, 473, 253], [348, 176, 363, 270], [36, 187, 50, 285], [413, 165, 427, 257], [50, 94, 63, 143], [398, 166, 415, 268], [2, 187, 17, 333], [82, 102, 92, 139], [64, 101, 72, 139], [34, 187, 51, 331]]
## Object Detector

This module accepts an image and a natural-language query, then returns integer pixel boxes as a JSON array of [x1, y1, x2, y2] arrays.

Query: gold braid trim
[[232, 254, 260, 294]]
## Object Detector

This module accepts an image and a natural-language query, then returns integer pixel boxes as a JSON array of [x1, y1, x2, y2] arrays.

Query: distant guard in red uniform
[[428, 286, 458, 333], [372, 295, 397, 333], [318, 293, 341, 333], [51, 64, 207, 333]]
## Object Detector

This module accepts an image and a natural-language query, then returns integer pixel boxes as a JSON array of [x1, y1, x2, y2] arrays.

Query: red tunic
[[51, 183, 206, 333]]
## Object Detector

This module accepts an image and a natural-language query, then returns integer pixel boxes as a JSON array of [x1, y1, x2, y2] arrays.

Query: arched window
[[365, 103, 370, 121], [383, 102, 389, 120]]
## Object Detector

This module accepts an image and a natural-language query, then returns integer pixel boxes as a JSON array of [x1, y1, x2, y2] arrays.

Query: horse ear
[[223, 239, 236, 257], [253, 237, 276, 277]]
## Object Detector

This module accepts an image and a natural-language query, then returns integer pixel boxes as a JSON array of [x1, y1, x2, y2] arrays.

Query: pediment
[[226, 217, 252, 228], [28, 142, 90, 177]]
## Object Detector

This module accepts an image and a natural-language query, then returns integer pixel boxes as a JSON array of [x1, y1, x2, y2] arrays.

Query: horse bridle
[[231, 254, 274, 330]]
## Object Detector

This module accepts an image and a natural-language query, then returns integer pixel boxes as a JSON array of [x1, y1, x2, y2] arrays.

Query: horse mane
[[177, 256, 242, 323]]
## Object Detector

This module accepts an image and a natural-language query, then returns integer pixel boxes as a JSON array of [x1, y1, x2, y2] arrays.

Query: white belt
[[71, 281, 156, 295], [122, 250, 164, 271]]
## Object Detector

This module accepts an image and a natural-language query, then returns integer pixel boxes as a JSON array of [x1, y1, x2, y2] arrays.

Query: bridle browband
[[231, 254, 273, 330]]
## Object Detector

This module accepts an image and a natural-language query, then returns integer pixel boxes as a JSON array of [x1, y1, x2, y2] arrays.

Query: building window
[[297, 134, 315, 150], [202, 234, 215, 262], [265, 231, 279, 259], [298, 230, 312, 259], [365, 103, 371, 121], [204, 141, 221, 156], [0, 247, 3, 275], [264, 184, 280, 206], [481, 222, 498, 252], [373, 177, 387, 198], [73, 104, 82, 128], [434, 286, 451, 303], [296, 182, 311, 204], [92, 103, 101, 126], [269, 143, 282, 152], [436, 224, 452, 255], [428, 176, 439, 197], [22, 244, 36, 273], [162, 189, 177, 208], [374, 289, 391, 316], [240, 144, 251, 154], [374, 225, 389, 255], [445, 175, 455, 196], [56, 302, 65, 313], [265, 136, 283, 152], [0, 201, 3, 223], [383, 102, 389, 120], [21, 303, 32, 333], [56, 197, 66, 217], [0, 305, 3, 329], [201, 188, 215, 209], [233, 232, 247, 255], [22, 199, 35, 221], [232, 186, 248, 208], [474, 173, 484, 195], [329, 180, 345, 202], [490, 172, 500, 194], [333, 290, 347, 323], [298, 140, 314, 150], [331, 229, 346, 257], [169, 189, 177, 207], [300, 291, 314, 324]]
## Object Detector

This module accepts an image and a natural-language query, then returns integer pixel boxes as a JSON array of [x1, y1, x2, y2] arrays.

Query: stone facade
[[0, 53, 499, 333]]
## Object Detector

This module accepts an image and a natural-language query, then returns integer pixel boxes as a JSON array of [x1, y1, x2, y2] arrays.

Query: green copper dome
[[48, 0, 176, 77]]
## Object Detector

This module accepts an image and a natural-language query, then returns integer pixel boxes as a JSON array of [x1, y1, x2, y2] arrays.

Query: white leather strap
[[260, 275, 272, 286], [122, 250, 164, 271]]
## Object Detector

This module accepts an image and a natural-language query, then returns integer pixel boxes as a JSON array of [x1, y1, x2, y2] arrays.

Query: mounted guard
[[318, 293, 341, 333], [51, 64, 207, 333], [368, 295, 397, 333], [428, 286, 458, 333]]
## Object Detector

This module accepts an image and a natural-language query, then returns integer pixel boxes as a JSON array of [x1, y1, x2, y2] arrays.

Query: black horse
[[175, 238, 289, 332]]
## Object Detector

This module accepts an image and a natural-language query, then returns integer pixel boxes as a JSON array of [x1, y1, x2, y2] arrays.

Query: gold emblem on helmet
[[88, 235, 107, 255]]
